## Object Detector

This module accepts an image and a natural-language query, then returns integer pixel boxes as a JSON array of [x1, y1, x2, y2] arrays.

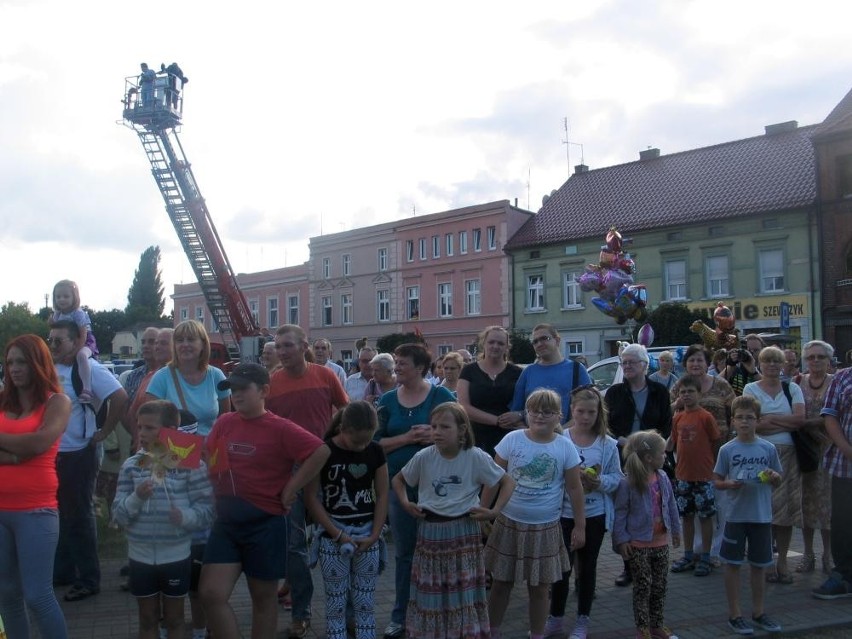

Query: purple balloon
[[578, 270, 603, 292], [601, 269, 633, 300], [637, 323, 655, 347]]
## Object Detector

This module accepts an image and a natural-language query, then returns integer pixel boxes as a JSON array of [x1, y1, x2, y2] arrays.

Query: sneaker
[[727, 617, 754, 635], [615, 569, 633, 586], [288, 619, 311, 639], [750, 614, 781, 633], [384, 622, 405, 639], [64, 584, 99, 601], [543, 615, 565, 638], [812, 573, 852, 600], [650, 627, 679, 639], [569, 615, 589, 639]]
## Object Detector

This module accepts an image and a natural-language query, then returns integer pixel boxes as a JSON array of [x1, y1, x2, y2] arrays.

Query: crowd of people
[[3, 288, 852, 639]]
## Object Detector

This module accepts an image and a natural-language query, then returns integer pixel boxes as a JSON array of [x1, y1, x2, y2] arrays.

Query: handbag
[[169, 366, 200, 433], [780, 381, 820, 473]]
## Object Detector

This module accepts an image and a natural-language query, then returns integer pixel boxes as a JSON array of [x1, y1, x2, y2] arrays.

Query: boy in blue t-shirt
[[713, 396, 782, 636]]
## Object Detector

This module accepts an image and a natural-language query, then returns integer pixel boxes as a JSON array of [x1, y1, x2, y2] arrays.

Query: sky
[[1, 0, 850, 316]]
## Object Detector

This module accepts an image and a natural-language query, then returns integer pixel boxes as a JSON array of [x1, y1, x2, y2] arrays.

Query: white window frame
[[322, 257, 331, 279], [418, 238, 426, 261], [706, 255, 730, 298], [445, 233, 454, 256], [267, 297, 279, 328], [562, 272, 582, 309], [759, 248, 785, 293], [322, 296, 333, 326], [465, 279, 481, 316], [473, 228, 482, 252], [407, 286, 420, 320], [406, 240, 414, 262], [438, 282, 453, 317], [459, 230, 468, 254], [664, 259, 687, 301], [342, 253, 351, 276], [287, 294, 299, 325], [564, 341, 584, 357], [432, 235, 440, 259], [249, 298, 259, 324], [487, 225, 496, 250], [526, 275, 545, 311], [341, 293, 353, 325], [378, 247, 388, 272], [180, 307, 189, 321], [195, 306, 205, 323], [377, 289, 390, 322]]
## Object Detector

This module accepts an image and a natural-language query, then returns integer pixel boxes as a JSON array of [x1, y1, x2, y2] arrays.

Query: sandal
[[766, 571, 793, 584], [693, 559, 712, 577], [671, 556, 695, 573], [795, 553, 815, 573]]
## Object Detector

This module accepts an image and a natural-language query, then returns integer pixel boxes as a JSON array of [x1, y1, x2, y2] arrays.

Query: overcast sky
[[1, 0, 850, 315]]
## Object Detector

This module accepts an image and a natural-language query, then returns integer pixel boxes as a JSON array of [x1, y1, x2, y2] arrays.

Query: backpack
[[70, 358, 108, 429]]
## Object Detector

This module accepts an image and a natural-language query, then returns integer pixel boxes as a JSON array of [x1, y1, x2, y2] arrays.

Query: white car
[[586, 346, 688, 394]]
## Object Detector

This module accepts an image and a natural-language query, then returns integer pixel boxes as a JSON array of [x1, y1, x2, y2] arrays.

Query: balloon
[[599, 249, 618, 269], [627, 284, 647, 307], [578, 270, 603, 292], [637, 323, 655, 347], [713, 302, 735, 331], [601, 269, 633, 300], [606, 226, 623, 253], [617, 255, 636, 275]]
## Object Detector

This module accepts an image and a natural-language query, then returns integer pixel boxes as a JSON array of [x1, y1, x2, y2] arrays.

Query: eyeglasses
[[45, 337, 67, 347], [805, 354, 828, 361], [531, 335, 553, 345], [621, 359, 644, 367], [527, 410, 558, 419]]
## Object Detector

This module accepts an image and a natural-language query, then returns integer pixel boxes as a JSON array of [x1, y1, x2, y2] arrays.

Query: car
[[586, 346, 688, 393], [100, 361, 118, 378]]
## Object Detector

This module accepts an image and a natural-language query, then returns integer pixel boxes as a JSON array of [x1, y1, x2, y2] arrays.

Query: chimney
[[574, 164, 589, 175], [765, 121, 798, 136], [639, 148, 660, 161]]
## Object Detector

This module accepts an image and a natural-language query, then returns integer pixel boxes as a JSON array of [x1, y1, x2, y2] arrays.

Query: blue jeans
[[54, 445, 101, 590], [387, 487, 418, 626], [286, 492, 313, 620], [0, 508, 68, 639]]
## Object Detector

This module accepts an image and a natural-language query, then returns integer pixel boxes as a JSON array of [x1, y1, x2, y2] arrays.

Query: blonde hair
[[476, 326, 510, 361], [525, 389, 562, 432], [569, 387, 608, 439], [622, 430, 666, 490], [441, 352, 463, 370], [758, 345, 784, 365], [52, 279, 81, 312], [430, 402, 475, 450], [171, 320, 211, 370]]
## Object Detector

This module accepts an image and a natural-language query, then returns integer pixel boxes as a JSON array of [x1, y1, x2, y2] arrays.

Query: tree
[[0, 302, 49, 353], [509, 328, 535, 364], [126, 245, 166, 324], [643, 302, 703, 346], [88, 307, 128, 358], [377, 332, 426, 355]]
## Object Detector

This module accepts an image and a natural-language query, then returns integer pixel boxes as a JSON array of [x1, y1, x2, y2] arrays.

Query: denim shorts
[[720, 521, 773, 567], [129, 557, 191, 598]]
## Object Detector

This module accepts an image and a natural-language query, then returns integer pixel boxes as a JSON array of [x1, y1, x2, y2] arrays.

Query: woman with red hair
[[0, 334, 71, 638]]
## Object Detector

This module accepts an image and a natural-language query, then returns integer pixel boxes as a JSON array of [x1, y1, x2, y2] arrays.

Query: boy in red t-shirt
[[199, 363, 330, 639], [666, 375, 722, 577]]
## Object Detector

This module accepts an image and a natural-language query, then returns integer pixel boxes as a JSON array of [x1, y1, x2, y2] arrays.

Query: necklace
[[807, 374, 827, 391]]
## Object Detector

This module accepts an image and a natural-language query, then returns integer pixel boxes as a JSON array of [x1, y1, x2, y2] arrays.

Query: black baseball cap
[[217, 363, 270, 390]]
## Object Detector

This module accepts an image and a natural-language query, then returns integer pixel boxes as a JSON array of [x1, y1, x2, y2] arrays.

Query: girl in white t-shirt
[[484, 389, 587, 639], [393, 403, 514, 639]]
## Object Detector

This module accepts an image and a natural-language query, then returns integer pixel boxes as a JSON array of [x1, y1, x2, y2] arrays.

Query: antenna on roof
[[562, 117, 585, 177], [526, 166, 531, 210]]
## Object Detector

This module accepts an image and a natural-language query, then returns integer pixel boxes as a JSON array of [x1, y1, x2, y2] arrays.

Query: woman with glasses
[[743, 346, 806, 584], [0, 335, 72, 638], [791, 340, 835, 574], [438, 352, 463, 396], [457, 326, 523, 458], [605, 343, 673, 587], [510, 324, 591, 425]]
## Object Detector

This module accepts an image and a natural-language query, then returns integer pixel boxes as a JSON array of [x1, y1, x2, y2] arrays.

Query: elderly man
[[260, 340, 280, 372], [49, 319, 127, 602], [457, 348, 474, 365], [311, 337, 347, 386], [344, 346, 377, 401], [269, 325, 348, 639]]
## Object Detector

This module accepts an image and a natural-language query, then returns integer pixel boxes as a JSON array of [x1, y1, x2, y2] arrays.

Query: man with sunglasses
[[48, 320, 127, 602]]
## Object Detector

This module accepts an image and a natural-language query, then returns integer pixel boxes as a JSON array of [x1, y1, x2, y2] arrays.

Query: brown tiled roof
[[506, 124, 818, 249], [812, 87, 852, 139]]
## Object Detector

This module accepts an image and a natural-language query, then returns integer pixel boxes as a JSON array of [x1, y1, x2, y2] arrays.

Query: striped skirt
[[405, 516, 489, 639], [483, 514, 570, 586]]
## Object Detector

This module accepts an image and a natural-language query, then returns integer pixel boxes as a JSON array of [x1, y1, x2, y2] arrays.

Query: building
[[505, 121, 823, 363]]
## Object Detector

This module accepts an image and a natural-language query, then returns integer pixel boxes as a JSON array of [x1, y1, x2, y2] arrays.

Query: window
[[565, 341, 584, 356], [706, 255, 730, 297], [342, 254, 351, 276], [377, 289, 390, 322], [527, 275, 545, 311], [180, 307, 188, 321], [267, 297, 279, 327], [759, 249, 784, 293], [341, 293, 352, 325], [445, 233, 454, 256], [438, 345, 453, 356], [487, 225, 496, 250], [378, 247, 388, 272], [287, 295, 299, 325], [195, 306, 204, 323], [432, 235, 440, 259], [562, 272, 581, 308], [465, 279, 481, 316], [838, 154, 852, 198], [249, 299, 259, 324], [459, 230, 468, 254], [438, 283, 453, 317], [473, 228, 482, 252], [407, 286, 420, 320], [418, 238, 426, 260], [664, 259, 687, 300], [406, 240, 414, 262], [322, 257, 331, 279], [322, 296, 333, 326]]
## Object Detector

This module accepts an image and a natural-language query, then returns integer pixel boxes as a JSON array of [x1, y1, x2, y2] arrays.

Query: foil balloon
[[637, 323, 655, 347], [601, 269, 633, 301], [627, 284, 648, 307], [606, 226, 623, 253], [599, 250, 618, 269], [578, 270, 604, 292], [713, 302, 735, 332], [617, 255, 636, 275]]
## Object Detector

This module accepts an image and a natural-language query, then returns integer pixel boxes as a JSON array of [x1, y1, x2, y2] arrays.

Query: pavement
[[54, 529, 852, 639]]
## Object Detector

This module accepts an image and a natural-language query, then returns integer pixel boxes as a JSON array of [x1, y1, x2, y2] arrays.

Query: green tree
[[0, 302, 49, 353], [126, 245, 166, 323], [376, 332, 426, 355], [88, 307, 128, 359], [509, 328, 535, 364], [643, 302, 703, 346]]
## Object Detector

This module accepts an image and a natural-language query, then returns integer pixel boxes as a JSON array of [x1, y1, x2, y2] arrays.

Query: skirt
[[406, 516, 489, 639], [483, 514, 570, 586], [772, 444, 802, 528]]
